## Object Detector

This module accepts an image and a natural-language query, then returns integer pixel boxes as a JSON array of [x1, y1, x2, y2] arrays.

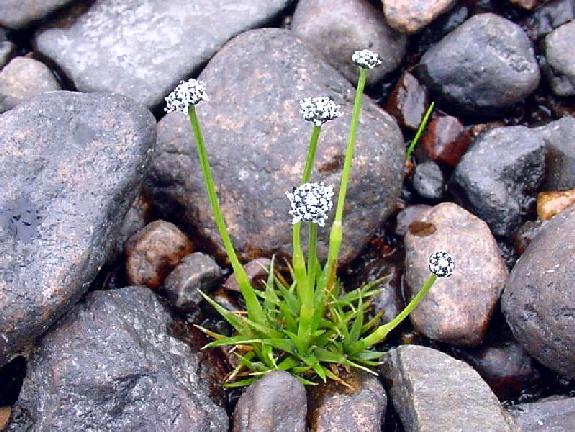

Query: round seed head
[[428, 251, 455, 278], [352, 49, 382, 69], [299, 97, 343, 126], [165, 79, 208, 113], [286, 182, 334, 227]]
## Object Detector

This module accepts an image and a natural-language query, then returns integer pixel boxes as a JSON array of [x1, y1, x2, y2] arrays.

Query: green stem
[[188, 106, 266, 325], [302, 125, 321, 183], [323, 67, 368, 289], [405, 101, 435, 161], [360, 273, 437, 349]]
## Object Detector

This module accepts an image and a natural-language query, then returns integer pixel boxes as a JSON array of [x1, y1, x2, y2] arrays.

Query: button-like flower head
[[165, 79, 208, 113], [299, 97, 343, 127], [352, 49, 382, 69], [286, 182, 334, 227], [428, 251, 455, 278]]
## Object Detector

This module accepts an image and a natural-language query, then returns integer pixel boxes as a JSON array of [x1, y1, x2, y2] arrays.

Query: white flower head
[[428, 251, 455, 278], [352, 49, 382, 69], [286, 182, 334, 227], [299, 96, 343, 127], [165, 79, 208, 113]]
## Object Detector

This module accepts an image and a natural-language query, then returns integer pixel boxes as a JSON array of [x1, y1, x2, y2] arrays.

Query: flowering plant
[[167, 49, 453, 387]]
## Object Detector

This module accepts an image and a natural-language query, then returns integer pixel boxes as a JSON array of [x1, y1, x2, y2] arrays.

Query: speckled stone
[[382, 0, 458, 33], [0, 0, 75, 29], [543, 21, 575, 96]]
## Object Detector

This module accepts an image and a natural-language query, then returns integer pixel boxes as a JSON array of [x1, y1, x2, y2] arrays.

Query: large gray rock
[[34, 0, 293, 109], [404, 203, 508, 346], [450, 126, 546, 237], [0, 91, 156, 367], [0, 57, 60, 113], [543, 21, 575, 96], [381, 345, 516, 432], [146, 29, 404, 265], [537, 116, 575, 191], [7, 287, 228, 432], [0, 0, 75, 29], [508, 396, 575, 431], [291, 0, 405, 85], [418, 13, 540, 115], [502, 206, 575, 377]]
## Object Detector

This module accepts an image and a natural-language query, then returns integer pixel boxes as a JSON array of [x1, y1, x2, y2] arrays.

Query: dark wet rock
[[0, 0, 75, 29], [147, 29, 404, 265], [34, 0, 293, 108], [381, 345, 516, 432], [454, 341, 541, 401], [522, 0, 574, 40], [537, 117, 575, 191], [420, 114, 471, 166], [418, 13, 540, 115], [395, 204, 432, 237], [537, 189, 575, 220], [512, 0, 548, 9], [386, 71, 428, 130], [308, 371, 386, 432], [508, 396, 575, 431], [0, 41, 14, 69], [412, 161, 444, 200], [223, 258, 271, 292], [502, 206, 575, 377], [232, 371, 306, 432], [162, 252, 222, 312], [0, 57, 60, 113], [115, 193, 151, 257], [382, 0, 458, 33], [512, 220, 545, 255], [7, 287, 228, 432], [291, 0, 405, 85], [450, 126, 546, 237], [0, 91, 155, 368], [125, 220, 193, 289], [404, 203, 508, 346], [543, 21, 575, 96]]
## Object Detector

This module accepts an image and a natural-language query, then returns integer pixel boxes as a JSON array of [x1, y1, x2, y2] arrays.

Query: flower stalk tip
[[428, 251, 455, 278], [165, 79, 209, 114], [299, 96, 343, 126], [352, 49, 382, 70], [286, 182, 334, 227]]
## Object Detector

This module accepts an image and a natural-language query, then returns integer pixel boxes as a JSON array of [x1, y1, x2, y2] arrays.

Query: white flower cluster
[[428, 251, 455, 278], [299, 97, 343, 127], [286, 182, 334, 227], [352, 49, 382, 69], [165, 79, 208, 114]]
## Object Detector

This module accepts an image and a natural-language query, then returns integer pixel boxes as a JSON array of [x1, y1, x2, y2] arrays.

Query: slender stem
[[302, 125, 321, 183], [405, 101, 435, 161], [323, 67, 368, 290], [359, 273, 437, 349], [188, 106, 266, 325]]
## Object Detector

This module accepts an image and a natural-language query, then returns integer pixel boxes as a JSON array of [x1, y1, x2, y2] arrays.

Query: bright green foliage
[[189, 65, 439, 387]]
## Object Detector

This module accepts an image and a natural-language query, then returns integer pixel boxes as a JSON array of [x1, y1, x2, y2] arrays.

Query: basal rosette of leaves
[[165, 50, 453, 387]]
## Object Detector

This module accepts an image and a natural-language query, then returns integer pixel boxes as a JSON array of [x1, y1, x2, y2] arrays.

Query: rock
[[454, 341, 541, 401], [6, 287, 228, 432], [537, 189, 575, 220], [308, 371, 386, 432], [382, 0, 458, 34], [223, 258, 271, 292], [125, 220, 193, 289], [0, 0, 75, 29], [412, 161, 444, 200], [381, 345, 515, 432], [543, 21, 575, 96], [450, 126, 546, 237], [522, 0, 574, 40], [420, 114, 471, 166], [232, 371, 306, 432], [291, 0, 405, 85], [34, 0, 293, 109], [508, 396, 575, 431], [502, 206, 575, 377], [162, 252, 222, 312], [146, 29, 404, 265], [0, 91, 155, 367], [0, 41, 14, 69], [0, 407, 10, 430], [386, 71, 428, 130], [0, 57, 60, 113], [418, 13, 540, 115], [511, 0, 548, 9], [404, 203, 508, 346], [512, 220, 545, 255], [537, 117, 575, 191], [116, 193, 151, 256], [395, 204, 432, 237]]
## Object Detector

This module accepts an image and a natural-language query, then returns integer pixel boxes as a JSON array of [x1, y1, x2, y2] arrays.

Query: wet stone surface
[[508, 396, 575, 431], [543, 21, 575, 96], [522, 0, 575, 40], [537, 117, 575, 191], [420, 114, 471, 167], [412, 161, 444, 200], [0, 0, 76, 29], [382, 0, 458, 34], [386, 71, 428, 130], [0, 91, 156, 367]]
